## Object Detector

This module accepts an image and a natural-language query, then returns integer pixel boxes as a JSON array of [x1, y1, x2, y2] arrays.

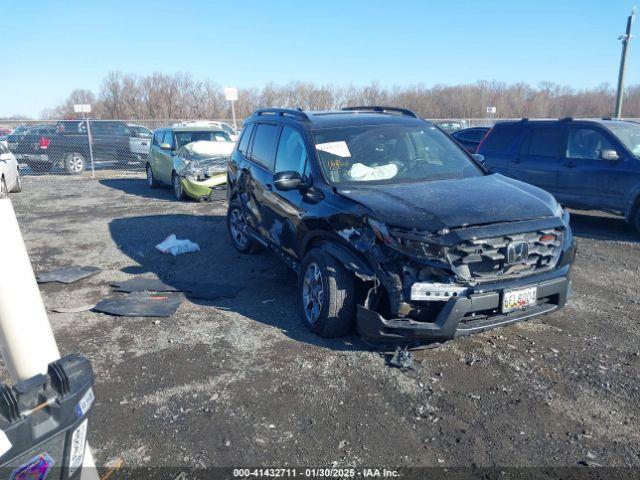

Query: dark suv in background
[[478, 118, 640, 232], [226, 107, 576, 343]]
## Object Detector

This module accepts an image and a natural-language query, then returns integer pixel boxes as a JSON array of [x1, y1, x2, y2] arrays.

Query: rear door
[[242, 122, 281, 242], [477, 123, 522, 176], [89, 121, 109, 160], [556, 125, 624, 209], [510, 126, 562, 194]]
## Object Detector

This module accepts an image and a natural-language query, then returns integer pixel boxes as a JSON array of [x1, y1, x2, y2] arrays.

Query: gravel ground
[[6, 174, 640, 474]]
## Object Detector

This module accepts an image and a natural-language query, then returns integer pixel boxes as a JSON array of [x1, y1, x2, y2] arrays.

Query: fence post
[[85, 117, 95, 178]]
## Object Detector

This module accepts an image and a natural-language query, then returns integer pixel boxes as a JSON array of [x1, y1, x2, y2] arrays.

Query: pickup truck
[[18, 120, 134, 174]]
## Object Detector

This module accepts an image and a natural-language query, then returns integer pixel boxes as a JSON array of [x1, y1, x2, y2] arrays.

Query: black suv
[[227, 107, 576, 343]]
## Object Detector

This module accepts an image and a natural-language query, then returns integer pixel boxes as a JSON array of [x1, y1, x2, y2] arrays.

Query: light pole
[[614, 7, 636, 118]]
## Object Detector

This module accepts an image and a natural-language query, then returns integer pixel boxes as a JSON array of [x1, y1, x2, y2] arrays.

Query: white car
[[0, 143, 21, 197], [172, 120, 239, 141], [128, 124, 153, 159]]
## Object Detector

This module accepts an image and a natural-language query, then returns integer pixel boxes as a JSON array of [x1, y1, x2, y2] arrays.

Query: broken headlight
[[180, 158, 227, 182], [368, 218, 446, 260]]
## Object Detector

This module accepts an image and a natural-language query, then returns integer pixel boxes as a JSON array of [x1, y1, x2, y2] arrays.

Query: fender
[[317, 241, 376, 281]]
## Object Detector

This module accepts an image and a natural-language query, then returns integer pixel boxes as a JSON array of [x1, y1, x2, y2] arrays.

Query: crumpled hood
[[336, 173, 560, 231]]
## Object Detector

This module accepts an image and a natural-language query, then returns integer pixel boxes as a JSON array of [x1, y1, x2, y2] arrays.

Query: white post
[[0, 198, 99, 479]]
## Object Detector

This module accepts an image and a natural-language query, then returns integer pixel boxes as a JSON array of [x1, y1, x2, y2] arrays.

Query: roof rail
[[341, 106, 418, 118], [254, 108, 310, 121]]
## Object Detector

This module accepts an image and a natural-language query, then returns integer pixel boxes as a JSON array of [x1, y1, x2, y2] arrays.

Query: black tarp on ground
[[93, 291, 184, 317]]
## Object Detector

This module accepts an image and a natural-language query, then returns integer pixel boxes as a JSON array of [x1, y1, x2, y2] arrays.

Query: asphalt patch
[[36, 266, 102, 284], [174, 281, 243, 300], [93, 291, 184, 317]]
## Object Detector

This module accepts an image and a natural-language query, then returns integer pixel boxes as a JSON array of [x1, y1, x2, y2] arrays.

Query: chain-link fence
[[2, 117, 638, 178], [0, 119, 239, 178]]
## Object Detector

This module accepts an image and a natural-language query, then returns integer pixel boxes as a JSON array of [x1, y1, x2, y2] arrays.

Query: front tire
[[0, 177, 7, 198], [11, 171, 22, 193], [633, 209, 640, 235], [146, 163, 159, 188], [172, 172, 186, 201], [227, 199, 260, 253], [64, 152, 86, 175], [298, 248, 356, 338]]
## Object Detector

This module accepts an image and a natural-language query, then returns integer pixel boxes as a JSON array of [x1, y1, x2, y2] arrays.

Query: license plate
[[502, 286, 537, 313]]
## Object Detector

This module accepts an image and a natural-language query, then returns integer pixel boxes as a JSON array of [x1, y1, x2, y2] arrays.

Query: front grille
[[448, 228, 563, 281]]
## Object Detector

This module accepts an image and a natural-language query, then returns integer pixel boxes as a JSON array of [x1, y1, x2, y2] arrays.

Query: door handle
[[265, 184, 273, 191], [511, 158, 521, 164], [561, 162, 576, 168]]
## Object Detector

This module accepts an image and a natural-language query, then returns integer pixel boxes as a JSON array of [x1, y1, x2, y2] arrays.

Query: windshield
[[313, 124, 482, 185], [174, 130, 231, 148], [606, 122, 640, 158]]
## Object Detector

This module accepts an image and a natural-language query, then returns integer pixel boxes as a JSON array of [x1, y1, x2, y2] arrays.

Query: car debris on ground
[[93, 291, 184, 317], [36, 265, 101, 284]]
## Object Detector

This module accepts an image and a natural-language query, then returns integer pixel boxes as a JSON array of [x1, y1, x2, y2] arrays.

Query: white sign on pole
[[73, 104, 92, 113], [224, 87, 238, 102], [486, 106, 497, 114]]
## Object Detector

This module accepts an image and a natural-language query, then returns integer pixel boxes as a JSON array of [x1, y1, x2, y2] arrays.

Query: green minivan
[[146, 126, 235, 200]]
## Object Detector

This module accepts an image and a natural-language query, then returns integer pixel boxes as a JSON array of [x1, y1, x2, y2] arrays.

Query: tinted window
[[250, 123, 279, 170], [520, 128, 562, 157], [152, 131, 163, 146], [566, 128, 615, 160], [478, 124, 520, 154], [238, 124, 255, 155], [163, 131, 175, 148], [275, 126, 308, 174], [454, 129, 485, 142]]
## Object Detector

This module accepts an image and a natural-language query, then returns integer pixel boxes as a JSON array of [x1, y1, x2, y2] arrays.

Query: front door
[[156, 130, 176, 183], [556, 126, 624, 210], [260, 125, 312, 259]]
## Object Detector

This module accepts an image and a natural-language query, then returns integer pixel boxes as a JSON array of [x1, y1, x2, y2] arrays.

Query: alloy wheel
[[302, 262, 324, 325], [229, 208, 249, 248]]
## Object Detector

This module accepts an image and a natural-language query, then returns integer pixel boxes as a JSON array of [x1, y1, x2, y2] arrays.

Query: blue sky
[[2, 0, 638, 117]]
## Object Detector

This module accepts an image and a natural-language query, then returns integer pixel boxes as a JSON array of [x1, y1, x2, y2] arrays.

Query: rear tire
[[172, 172, 186, 201], [146, 163, 159, 188], [64, 152, 86, 175], [298, 248, 356, 338], [227, 199, 260, 253]]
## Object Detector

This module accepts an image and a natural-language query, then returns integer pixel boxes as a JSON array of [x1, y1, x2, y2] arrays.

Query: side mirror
[[160, 143, 172, 150], [274, 171, 302, 191], [471, 153, 485, 165], [601, 149, 620, 161]]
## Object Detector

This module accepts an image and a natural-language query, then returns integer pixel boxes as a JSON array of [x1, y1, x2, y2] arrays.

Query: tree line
[[40, 71, 640, 120]]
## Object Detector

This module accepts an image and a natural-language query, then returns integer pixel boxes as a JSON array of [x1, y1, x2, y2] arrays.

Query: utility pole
[[614, 7, 636, 118]]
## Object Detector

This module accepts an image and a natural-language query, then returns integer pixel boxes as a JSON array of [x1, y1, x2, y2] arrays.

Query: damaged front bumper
[[357, 269, 571, 342], [180, 175, 226, 200]]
